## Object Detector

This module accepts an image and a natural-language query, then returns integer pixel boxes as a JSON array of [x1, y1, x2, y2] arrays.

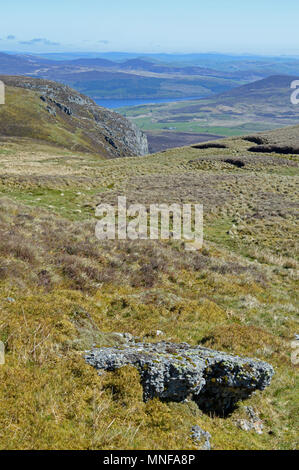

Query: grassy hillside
[[0, 76, 148, 158], [0, 125, 298, 449]]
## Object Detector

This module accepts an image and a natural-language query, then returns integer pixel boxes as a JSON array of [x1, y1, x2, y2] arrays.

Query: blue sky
[[0, 0, 298, 55]]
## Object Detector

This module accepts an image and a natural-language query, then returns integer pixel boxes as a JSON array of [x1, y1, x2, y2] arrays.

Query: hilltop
[[0, 119, 297, 449], [173, 75, 299, 122], [0, 75, 148, 158]]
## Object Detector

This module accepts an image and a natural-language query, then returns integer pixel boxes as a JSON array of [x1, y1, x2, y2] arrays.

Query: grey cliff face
[[122, 120, 149, 156], [85, 340, 274, 416]]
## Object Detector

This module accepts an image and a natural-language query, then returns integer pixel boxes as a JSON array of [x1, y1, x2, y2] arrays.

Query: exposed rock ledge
[[85, 340, 274, 416]]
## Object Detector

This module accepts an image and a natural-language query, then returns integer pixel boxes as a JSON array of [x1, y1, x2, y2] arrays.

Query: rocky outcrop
[[85, 340, 274, 416], [0, 75, 148, 158]]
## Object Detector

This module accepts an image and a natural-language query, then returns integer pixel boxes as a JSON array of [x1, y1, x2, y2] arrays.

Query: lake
[[94, 96, 204, 110]]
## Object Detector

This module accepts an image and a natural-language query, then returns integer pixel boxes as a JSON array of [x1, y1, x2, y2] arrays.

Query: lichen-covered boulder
[[85, 341, 274, 415]]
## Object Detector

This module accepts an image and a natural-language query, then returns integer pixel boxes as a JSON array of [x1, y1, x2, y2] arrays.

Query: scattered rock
[[235, 419, 263, 435], [245, 405, 259, 421], [46, 105, 56, 116], [85, 340, 274, 416], [235, 406, 263, 434], [236, 419, 254, 432], [156, 330, 165, 337], [290, 335, 299, 365], [109, 332, 135, 344], [191, 425, 211, 450]]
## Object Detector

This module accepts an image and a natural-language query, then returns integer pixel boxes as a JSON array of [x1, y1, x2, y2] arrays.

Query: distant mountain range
[[0, 52, 248, 100], [28, 51, 299, 69], [3, 51, 299, 101]]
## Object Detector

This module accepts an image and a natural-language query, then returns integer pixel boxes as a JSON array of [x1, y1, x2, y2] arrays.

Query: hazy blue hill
[[2, 52, 299, 101], [177, 74, 299, 110], [0, 52, 41, 73], [128, 74, 299, 118], [119, 74, 299, 152], [30, 51, 299, 73], [66, 57, 117, 67], [0, 52, 243, 100], [218, 74, 299, 97]]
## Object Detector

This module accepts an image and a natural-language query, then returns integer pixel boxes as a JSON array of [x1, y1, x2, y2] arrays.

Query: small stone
[[235, 407, 264, 434], [122, 333, 134, 342], [156, 330, 164, 337], [191, 425, 211, 450], [235, 418, 263, 434], [253, 421, 264, 435], [245, 406, 259, 422], [111, 332, 135, 343], [236, 419, 254, 432]]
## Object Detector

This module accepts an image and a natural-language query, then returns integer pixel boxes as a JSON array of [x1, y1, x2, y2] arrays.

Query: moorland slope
[[0, 115, 297, 449]]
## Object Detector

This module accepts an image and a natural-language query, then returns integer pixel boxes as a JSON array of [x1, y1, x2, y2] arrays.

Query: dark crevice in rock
[[40, 95, 72, 116]]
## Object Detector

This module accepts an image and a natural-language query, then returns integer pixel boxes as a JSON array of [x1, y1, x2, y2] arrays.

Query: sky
[[0, 0, 298, 55]]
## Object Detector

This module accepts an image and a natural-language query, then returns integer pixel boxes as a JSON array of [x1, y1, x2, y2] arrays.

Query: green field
[[123, 115, 279, 137]]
